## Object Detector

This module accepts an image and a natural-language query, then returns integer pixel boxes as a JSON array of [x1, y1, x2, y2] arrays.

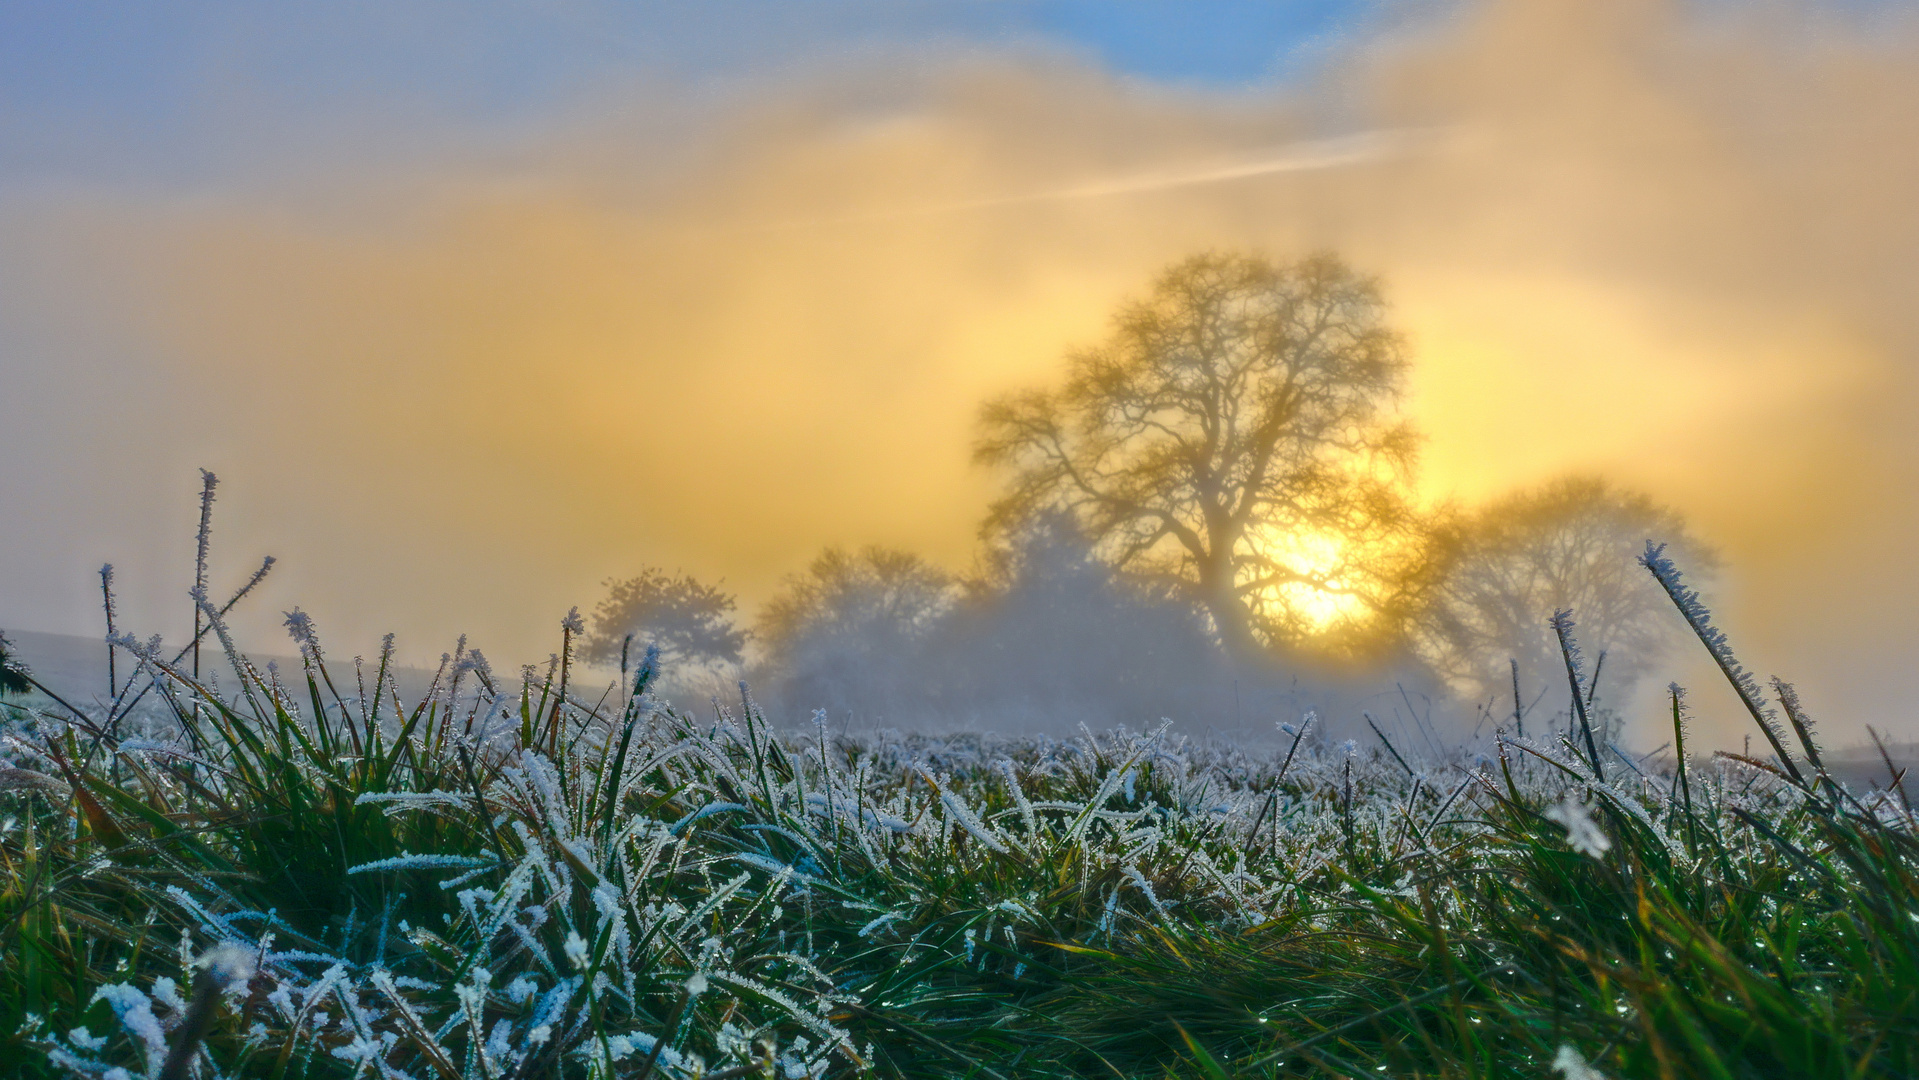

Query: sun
[[1239, 526, 1374, 635]]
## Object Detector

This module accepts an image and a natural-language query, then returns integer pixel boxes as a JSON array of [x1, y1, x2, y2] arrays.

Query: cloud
[[3, 0, 1918, 745]]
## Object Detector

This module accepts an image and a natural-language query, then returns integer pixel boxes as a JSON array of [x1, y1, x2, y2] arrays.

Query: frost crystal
[[1553, 1043, 1608, 1080], [198, 941, 257, 991], [346, 853, 496, 876], [456, 648, 494, 679], [564, 930, 590, 969], [506, 974, 540, 1004], [1544, 797, 1611, 859], [1640, 541, 1801, 778], [106, 631, 159, 661], [858, 911, 905, 938], [283, 608, 317, 648], [91, 984, 166, 1068]]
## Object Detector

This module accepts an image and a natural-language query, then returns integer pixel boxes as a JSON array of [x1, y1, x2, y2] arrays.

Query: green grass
[[3, 572, 1917, 1078]]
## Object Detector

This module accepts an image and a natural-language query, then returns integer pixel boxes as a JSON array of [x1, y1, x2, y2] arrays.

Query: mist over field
[[6, 0, 1919, 750], [14, 7, 1919, 1077]]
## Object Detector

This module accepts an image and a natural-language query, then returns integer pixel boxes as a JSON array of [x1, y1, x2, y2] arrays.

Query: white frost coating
[[732, 852, 821, 885], [1552, 1043, 1608, 1080], [1122, 864, 1169, 916], [858, 911, 907, 938], [1589, 779, 1685, 858], [997, 759, 1038, 836], [1543, 796, 1612, 859], [802, 791, 912, 833], [670, 801, 749, 833], [486, 1018, 515, 1064], [436, 862, 500, 891], [1640, 542, 1796, 763], [917, 767, 1009, 853], [150, 976, 186, 1015], [352, 791, 473, 808], [90, 984, 166, 1070], [40, 614, 1772, 1080], [563, 931, 590, 969], [346, 852, 496, 875], [113, 738, 188, 755], [505, 974, 540, 1004], [600, 1031, 685, 1069], [282, 607, 317, 647], [198, 941, 258, 990]]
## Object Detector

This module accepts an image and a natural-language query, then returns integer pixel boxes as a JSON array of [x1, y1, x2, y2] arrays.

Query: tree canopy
[[751, 545, 954, 718], [583, 567, 746, 674], [755, 546, 953, 663], [1412, 476, 1716, 713], [975, 251, 1428, 659]]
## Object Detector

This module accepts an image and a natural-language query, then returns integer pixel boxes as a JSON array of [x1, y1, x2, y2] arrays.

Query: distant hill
[[3, 629, 115, 707], [1822, 741, 1919, 803]]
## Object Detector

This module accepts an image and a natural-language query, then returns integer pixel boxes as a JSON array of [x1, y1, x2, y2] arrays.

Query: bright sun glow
[[1240, 526, 1373, 634]]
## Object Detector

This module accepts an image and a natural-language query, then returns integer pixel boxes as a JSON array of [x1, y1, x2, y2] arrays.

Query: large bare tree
[[975, 251, 1426, 658]]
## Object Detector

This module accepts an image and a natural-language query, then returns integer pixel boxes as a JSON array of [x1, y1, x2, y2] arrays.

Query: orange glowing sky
[[3, 0, 1918, 744]]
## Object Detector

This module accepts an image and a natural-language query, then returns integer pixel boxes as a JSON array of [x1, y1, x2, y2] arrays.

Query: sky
[[4, 0, 1919, 746]]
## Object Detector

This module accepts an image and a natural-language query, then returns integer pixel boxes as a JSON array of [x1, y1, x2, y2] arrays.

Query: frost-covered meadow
[[4, 544, 1918, 1079]]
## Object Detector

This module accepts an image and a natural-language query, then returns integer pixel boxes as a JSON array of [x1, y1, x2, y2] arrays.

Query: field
[[3, 568, 1918, 1079]]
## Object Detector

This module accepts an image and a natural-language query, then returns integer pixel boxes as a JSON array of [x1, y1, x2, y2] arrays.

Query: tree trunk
[[1196, 540, 1261, 660], [1195, 509, 1262, 660]]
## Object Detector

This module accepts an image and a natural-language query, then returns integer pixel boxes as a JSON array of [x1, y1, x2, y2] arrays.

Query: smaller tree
[[930, 512, 1227, 724], [757, 547, 953, 659], [583, 568, 746, 675], [753, 546, 954, 715], [1414, 477, 1715, 732]]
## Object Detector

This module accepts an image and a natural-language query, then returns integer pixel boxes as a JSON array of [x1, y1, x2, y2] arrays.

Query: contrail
[[757, 128, 1434, 230], [941, 128, 1425, 209]]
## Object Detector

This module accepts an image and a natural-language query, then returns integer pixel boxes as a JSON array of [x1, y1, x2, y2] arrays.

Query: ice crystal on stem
[[1544, 796, 1611, 859]]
